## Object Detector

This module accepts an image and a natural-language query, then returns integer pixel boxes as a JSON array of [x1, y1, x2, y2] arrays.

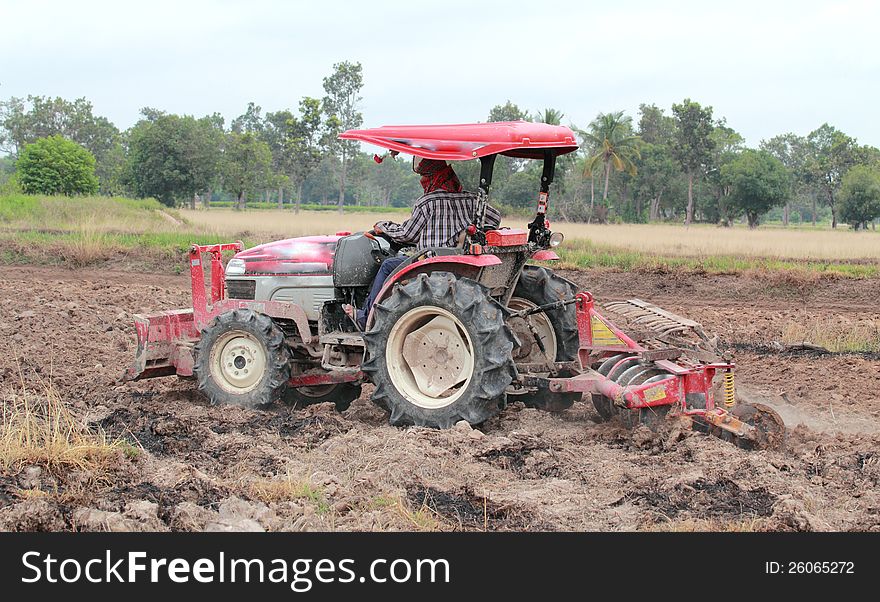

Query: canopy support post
[[528, 149, 557, 247], [475, 154, 497, 233]]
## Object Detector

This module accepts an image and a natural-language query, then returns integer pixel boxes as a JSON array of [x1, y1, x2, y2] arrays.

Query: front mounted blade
[[123, 310, 199, 381]]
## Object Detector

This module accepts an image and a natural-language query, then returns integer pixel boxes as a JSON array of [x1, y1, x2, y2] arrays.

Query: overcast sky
[[1, 0, 878, 147]]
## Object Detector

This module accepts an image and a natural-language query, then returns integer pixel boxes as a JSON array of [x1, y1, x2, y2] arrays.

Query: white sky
[[1, 0, 878, 147]]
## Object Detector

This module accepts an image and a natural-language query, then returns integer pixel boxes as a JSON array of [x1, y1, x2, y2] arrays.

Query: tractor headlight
[[225, 258, 246, 275], [549, 232, 564, 247]]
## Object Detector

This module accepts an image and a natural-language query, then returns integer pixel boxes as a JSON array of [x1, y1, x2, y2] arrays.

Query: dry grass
[[0, 380, 126, 474], [249, 472, 330, 513], [59, 222, 117, 267], [180, 208, 880, 262], [394, 500, 445, 531], [5, 196, 878, 275], [641, 516, 771, 532], [782, 317, 880, 353], [547, 222, 880, 261], [365, 494, 445, 531], [1, 194, 182, 234], [179, 208, 405, 240]]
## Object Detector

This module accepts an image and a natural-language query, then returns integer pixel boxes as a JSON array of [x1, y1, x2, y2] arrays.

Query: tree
[[555, 155, 591, 221], [579, 111, 640, 222], [705, 120, 744, 225], [488, 101, 530, 123], [671, 99, 715, 225], [190, 115, 224, 208], [487, 101, 531, 185], [722, 149, 790, 228], [632, 142, 680, 221], [287, 97, 325, 213], [0, 156, 15, 191], [839, 165, 880, 230], [264, 108, 296, 207], [634, 105, 680, 221], [497, 164, 544, 208], [760, 133, 812, 226], [0, 95, 120, 193], [806, 124, 857, 228], [231, 102, 264, 135], [303, 155, 341, 205], [637, 104, 675, 146], [535, 108, 563, 125], [126, 111, 222, 207], [223, 131, 272, 210], [16, 135, 99, 195], [322, 61, 364, 214], [361, 154, 420, 207]]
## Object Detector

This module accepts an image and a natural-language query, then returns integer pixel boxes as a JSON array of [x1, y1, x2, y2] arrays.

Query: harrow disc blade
[[731, 402, 786, 450]]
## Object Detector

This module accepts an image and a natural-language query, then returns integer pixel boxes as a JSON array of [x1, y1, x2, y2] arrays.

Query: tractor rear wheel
[[193, 309, 290, 409], [363, 272, 518, 428], [283, 383, 362, 412], [508, 265, 581, 412]]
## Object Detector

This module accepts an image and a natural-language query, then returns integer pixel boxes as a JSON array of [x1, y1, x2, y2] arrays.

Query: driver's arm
[[374, 204, 427, 246]]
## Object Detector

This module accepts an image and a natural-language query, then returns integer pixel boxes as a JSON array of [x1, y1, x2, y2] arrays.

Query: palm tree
[[536, 108, 564, 126], [578, 111, 641, 217]]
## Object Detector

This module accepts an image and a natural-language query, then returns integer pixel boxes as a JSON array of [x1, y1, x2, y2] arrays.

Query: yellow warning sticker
[[591, 317, 624, 346], [643, 385, 667, 403]]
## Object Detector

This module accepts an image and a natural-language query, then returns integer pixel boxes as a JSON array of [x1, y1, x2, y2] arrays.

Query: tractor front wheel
[[193, 309, 290, 409], [363, 272, 518, 428]]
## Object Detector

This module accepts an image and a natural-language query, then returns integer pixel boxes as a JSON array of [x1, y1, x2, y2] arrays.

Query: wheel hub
[[387, 307, 475, 409], [507, 297, 557, 364], [211, 331, 267, 393], [401, 315, 472, 398]]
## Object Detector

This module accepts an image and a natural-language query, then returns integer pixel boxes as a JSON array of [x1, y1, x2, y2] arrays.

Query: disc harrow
[[524, 293, 786, 450]]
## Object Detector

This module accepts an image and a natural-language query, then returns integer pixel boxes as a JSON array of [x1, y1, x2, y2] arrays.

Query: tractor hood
[[229, 234, 347, 275]]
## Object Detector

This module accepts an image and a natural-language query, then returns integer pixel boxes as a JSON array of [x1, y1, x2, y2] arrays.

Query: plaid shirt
[[376, 191, 501, 249]]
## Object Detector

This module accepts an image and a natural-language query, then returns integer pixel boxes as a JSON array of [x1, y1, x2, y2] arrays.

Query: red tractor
[[125, 121, 784, 448]]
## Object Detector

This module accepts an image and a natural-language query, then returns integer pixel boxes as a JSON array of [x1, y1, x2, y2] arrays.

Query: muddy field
[[1, 265, 878, 532]]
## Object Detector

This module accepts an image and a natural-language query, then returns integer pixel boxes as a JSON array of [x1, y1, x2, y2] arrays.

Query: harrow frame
[[519, 293, 780, 446]]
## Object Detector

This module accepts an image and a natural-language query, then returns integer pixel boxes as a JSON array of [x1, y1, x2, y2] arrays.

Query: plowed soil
[[1, 265, 878, 532]]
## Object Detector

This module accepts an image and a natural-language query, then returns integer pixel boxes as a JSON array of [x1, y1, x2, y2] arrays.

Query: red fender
[[365, 255, 502, 329], [531, 250, 559, 261]]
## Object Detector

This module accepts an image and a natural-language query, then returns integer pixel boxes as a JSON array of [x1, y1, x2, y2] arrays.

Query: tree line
[[488, 100, 880, 229], [1, 61, 879, 228]]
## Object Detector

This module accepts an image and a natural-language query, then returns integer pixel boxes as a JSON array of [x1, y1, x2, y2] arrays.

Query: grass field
[[178, 208, 880, 277], [1, 195, 879, 276]]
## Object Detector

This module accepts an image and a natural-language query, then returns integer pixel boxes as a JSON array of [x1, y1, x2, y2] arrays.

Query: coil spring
[[723, 371, 736, 408]]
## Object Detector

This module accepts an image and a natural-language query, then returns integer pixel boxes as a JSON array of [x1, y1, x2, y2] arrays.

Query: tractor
[[125, 121, 784, 448]]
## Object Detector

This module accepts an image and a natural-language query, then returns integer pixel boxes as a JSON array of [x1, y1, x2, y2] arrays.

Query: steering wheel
[[364, 229, 405, 254]]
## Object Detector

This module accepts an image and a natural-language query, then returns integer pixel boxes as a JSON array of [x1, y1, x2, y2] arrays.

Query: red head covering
[[415, 158, 462, 194]]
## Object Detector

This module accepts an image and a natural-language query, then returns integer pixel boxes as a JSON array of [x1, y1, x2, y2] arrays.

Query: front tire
[[363, 272, 518, 428], [193, 309, 290, 409]]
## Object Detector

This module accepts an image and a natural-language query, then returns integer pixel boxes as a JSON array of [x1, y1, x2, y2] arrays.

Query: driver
[[354, 157, 501, 329]]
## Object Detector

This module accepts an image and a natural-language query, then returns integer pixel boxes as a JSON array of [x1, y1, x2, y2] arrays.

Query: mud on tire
[[193, 309, 290, 409], [510, 265, 581, 411], [363, 272, 518, 428]]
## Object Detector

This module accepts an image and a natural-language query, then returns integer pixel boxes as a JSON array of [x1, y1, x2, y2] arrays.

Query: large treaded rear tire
[[511, 265, 581, 411], [363, 272, 518, 428], [193, 309, 290, 409]]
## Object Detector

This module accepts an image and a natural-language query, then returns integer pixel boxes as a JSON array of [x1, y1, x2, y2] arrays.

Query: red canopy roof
[[339, 121, 579, 161]]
